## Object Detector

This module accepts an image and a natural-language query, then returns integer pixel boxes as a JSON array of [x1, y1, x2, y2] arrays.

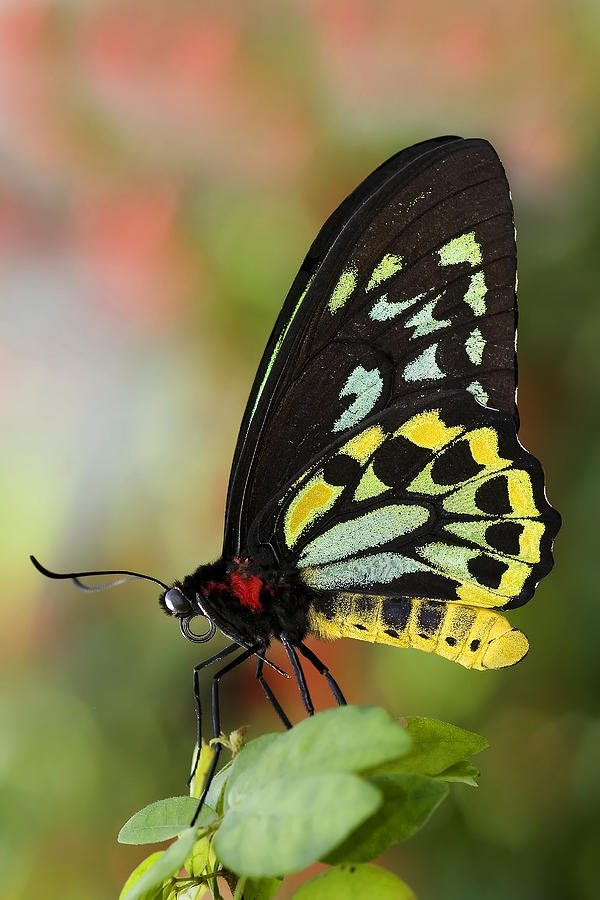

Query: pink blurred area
[[0, 1, 581, 329], [3, 3, 597, 900]]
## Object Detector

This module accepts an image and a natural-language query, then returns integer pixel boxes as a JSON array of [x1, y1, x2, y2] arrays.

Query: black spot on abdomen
[[382, 597, 412, 632], [417, 602, 444, 635], [315, 595, 336, 620]]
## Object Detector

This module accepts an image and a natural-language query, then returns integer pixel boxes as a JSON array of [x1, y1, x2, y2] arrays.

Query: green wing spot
[[417, 540, 531, 604], [370, 292, 420, 322], [354, 462, 390, 502], [302, 553, 429, 591], [463, 271, 487, 315], [417, 541, 481, 581], [443, 519, 544, 565], [467, 380, 489, 404], [465, 327, 486, 365], [405, 297, 451, 339], [439, 232, 482, 267], [298, 504, 430, 567], [333, 366, 384, 433], [403, 344, 445, 382], [438, 232, 487, 316], [329, 265, 358, 314], [367, 253, 403, 291]]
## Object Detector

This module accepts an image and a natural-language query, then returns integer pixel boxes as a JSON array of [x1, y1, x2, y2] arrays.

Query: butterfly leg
[[255, 656, 292, 730], [281, 635, 314, 717], [189, 642, 241, 784], [190, 644, 260, 826], [297, 642, 347, 707]]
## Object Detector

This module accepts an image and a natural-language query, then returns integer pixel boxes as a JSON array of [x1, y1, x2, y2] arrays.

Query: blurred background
[[3, 1, 599, 897]]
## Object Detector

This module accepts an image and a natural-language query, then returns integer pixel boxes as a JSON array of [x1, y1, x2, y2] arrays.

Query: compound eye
[[163, 587, 193, 616]]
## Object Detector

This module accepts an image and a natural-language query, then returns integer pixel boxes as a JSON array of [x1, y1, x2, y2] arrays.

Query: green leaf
[[184, 833, 210, 878], [120, 829, 199, 900], [223, 733, 280, 810], [325, 773, 448, 864], [243, 876, 282, 900], [214, 771, 381, 878], [436, 760, 480, 787], [227, 706, 411, 805], [118, 852, 165, 900], [118, 797, 216, 845], [370, 717, 487, 776], [290, 863, 416, 899], [204, 760, 233, 814], [163, 885, 211, 900]]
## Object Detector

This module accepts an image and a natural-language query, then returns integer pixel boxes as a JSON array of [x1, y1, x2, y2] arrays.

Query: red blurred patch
[[440, 17, 496, 77], [81, 7, 238, 121], [76, 186, 186, 326], [0, 3, 60, 175]]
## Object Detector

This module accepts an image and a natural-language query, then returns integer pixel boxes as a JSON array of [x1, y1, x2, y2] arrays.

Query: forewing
[[224, 138, 518, 558]]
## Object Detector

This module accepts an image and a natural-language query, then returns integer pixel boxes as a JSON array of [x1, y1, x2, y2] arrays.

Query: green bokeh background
[[4, 2, 599, 898]]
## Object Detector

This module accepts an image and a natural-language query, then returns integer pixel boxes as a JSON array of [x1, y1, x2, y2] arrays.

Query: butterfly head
[[160, 583, 217, 643]]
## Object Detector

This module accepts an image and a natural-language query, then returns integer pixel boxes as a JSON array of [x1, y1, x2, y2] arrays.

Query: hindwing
[[249, 395, 558, 612]]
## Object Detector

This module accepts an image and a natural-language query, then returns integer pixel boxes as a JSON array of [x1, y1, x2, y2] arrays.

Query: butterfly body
[[155, 132, 562, 679], [162, 557, 313, 647]]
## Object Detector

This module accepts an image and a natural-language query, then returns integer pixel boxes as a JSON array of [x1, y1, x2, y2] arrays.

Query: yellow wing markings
[[396, 409, 463, 450], [284, 476, 344, 547], [339, 425, 388, 463]]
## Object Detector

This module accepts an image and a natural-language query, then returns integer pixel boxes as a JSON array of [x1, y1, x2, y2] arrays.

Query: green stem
[[233, 876, 247, 900]]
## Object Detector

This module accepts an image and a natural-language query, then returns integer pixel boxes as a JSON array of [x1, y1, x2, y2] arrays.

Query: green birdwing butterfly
[[33, 136, 560, 816], [217, 135, 560, 670]]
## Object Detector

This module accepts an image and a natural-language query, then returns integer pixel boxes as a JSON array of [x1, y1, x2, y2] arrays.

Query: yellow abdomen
[[308, 593, 528, 670]]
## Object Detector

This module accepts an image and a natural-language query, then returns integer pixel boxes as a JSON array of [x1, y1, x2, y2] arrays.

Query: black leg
[[189, 642, 240, 783], [281, 635, 314, 717], [256, 656, 292, 730], [297, 642, 347, 706], [190, 644, 259, 826]]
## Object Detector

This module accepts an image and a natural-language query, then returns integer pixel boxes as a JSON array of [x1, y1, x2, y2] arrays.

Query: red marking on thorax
[[205, 580, 228, 594], [229, 571, 263, 611]]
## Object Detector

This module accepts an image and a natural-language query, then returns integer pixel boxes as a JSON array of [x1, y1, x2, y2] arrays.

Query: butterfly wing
[[224, 137, 520, 560], [250, 394, 559, 669], [221, 136, 559, 668], [263, 395, 557, 608]]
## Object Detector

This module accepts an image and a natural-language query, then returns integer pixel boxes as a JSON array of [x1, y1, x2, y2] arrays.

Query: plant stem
[[233, 876, 247, 900]]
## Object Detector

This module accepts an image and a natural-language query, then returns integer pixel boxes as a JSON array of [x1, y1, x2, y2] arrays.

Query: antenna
[[30, 555, 170, 593]]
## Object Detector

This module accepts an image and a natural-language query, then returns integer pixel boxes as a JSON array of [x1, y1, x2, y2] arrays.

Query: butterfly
[[32, 135, 560, 817]]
